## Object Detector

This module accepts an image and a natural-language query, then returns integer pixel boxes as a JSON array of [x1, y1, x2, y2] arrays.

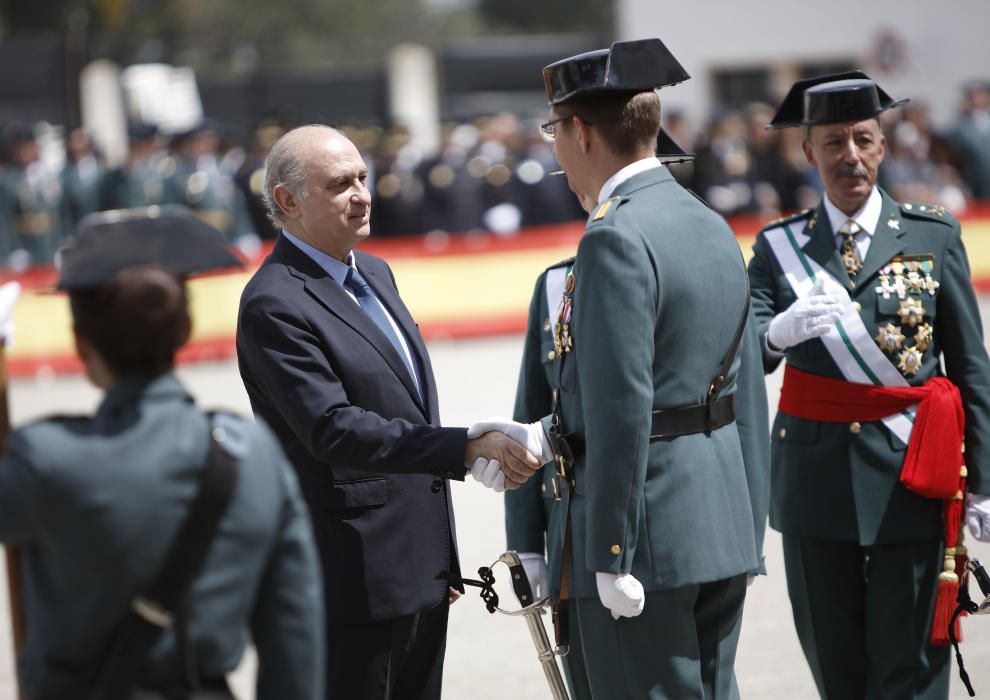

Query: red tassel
[[930, 576, 960, 646], [929, 464, 967, 647]]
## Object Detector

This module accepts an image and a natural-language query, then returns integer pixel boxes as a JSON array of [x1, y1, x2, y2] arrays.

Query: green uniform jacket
[[748, 190, 990, 545], [505, 259, 573, 571], [0, 373, 324, 699], [517, 166, 770, 598]]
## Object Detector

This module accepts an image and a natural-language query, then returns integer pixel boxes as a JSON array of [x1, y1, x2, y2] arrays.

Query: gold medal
[[896, 298, 925, 327], [914, 323, 933, 352], [897, 346, 924, 376], [875, 323, 906, 352]]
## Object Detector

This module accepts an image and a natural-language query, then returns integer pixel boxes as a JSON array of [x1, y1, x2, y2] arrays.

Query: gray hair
[[262, 124, 341, 228]]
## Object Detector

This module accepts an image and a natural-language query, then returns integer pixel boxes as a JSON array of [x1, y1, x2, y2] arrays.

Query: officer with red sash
[[748, 71, 990, 698]]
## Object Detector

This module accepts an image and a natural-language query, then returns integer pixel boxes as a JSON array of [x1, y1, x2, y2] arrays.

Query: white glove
[[595, 571, 645, 620], [518, 552, 550, 600], [966, 493, 990, 542], [767, 279, 844, 351], [0, 281, 21, 347], [467, 416, 554, 464], [469, 458, 505, 493]]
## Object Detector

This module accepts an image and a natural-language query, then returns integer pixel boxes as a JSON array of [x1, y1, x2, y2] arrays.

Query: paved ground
[[1, 333, 989, 699]]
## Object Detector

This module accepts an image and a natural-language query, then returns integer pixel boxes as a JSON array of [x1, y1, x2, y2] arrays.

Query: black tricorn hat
[[768, 70, 908, 129], [657, 127, 693, 164], [57, 206, 243, 291], [543, 38, 690, 105], [127, 121, 159, 142]]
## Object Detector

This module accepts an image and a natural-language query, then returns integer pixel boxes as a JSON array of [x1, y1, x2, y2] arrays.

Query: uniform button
[[547, 350, 556, 360], [779, 428, 787, 439], [431, 479, 443, 493], [541, 483, 547, 493], [853, 302, 862, 312], [849, 422, 862, 434], [610, 544, 622, 555]]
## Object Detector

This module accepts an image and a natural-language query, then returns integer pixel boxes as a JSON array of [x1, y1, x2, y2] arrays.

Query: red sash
[[779, 365, 963, 499], [779, 364, 968, 645]]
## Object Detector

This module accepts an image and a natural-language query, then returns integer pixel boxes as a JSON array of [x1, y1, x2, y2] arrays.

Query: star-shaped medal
[[887, 218, 900, 230], [897, 346, 924, 376], [914, 323, 933, 352], [875, 323, 906, 352], [896, 298, 925, 328]]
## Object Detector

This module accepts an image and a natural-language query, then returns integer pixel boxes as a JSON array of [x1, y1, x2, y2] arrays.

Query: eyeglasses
[[540, 114, 593, 140]]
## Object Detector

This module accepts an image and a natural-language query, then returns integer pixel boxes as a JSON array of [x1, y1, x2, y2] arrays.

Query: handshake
[[464, 417, 554, 492]]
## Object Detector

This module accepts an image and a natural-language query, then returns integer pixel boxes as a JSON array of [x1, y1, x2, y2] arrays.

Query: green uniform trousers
[[782, 535, 950, 699], [565, 574, 747, 699]]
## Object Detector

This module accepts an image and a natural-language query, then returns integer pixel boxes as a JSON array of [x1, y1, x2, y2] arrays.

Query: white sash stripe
[[763, 223, 915, 447], [545, 266, 569, 325]]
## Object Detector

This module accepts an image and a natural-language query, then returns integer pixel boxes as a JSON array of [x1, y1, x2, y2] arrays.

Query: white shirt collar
[[597, 157, 663, 205], [280, 228, 355, 286], [823, 186, 883, 238]]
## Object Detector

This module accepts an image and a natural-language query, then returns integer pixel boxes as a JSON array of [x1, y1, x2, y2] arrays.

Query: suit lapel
[[273, 237, 427, 417], [801, 203, 851, 287], [853, 194, 905, 293]]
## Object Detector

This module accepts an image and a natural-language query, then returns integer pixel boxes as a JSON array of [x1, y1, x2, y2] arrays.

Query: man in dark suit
[[235, 125, 538, 700]]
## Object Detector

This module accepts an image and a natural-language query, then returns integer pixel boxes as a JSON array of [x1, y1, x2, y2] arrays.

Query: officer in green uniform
[[1, 122, 62, 266], [0, 210, 324, 699], [98, 122, 167, 211], [748, 72, 990, 699], [162, 123, 243, 240], [475, 39, 770, 699], [59, 127, 103, 233], [505, 131, 755, 699]]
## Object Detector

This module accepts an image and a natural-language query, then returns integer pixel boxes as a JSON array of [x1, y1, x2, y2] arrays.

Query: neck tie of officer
[[839, 219, 863, 278], [343, 267, 422, 400]]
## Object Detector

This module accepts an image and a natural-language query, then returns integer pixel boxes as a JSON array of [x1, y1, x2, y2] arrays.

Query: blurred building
[[618, 0, 990, 128]]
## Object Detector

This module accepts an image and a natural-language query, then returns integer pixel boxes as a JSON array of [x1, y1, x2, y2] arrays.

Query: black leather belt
[[561, 395, 736, 460]]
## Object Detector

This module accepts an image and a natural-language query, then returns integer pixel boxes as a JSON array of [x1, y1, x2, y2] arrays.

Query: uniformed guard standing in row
[[0, 123, 62, 267], [98, 122, 167, 211], [474, 38, 770, 699], [748, 71, 990, 699]]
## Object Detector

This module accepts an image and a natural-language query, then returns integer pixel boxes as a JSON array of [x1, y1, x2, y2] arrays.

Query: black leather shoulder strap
[[90, 412, 240, 700]]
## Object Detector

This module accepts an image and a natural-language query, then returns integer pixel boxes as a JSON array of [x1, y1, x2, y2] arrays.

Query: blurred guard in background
[[1, 122, 62, 268], [0, 208, 324, 699], [60, 127, 104, 234], [478, 38, 770, 699], [98, 122, 166, 211], [748, 72, 990, 699]]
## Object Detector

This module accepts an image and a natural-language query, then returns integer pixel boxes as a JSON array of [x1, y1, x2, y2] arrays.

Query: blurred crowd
[[676, 80, 990, 220], [0, 80, 989, 270]]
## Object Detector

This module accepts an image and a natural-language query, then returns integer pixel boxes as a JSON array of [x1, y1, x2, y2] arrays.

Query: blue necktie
[[343, 267, 422, 399]]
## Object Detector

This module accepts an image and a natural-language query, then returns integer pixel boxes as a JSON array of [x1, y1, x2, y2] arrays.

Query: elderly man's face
[[291, 133, 372, 260], [803, 118, 885, 216]]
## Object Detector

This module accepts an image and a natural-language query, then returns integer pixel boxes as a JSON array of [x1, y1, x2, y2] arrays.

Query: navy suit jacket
[[236, 235, 468, 625]]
